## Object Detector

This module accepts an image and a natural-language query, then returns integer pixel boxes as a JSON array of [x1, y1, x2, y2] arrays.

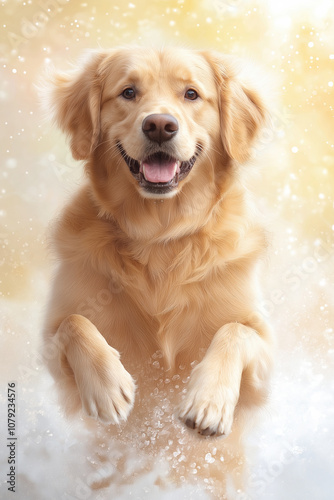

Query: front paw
[[78, 348, 136, 425], [178, 365, 239, 437]]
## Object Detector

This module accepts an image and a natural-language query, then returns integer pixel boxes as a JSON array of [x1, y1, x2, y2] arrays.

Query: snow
[[1, 0, 334, 499]]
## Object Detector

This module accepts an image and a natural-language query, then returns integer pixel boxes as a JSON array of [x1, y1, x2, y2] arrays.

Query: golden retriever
[[43, 46, 273, 439]]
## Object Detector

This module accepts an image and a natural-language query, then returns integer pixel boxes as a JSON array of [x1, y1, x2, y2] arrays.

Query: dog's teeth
[[174, 161, 180, 176], [140, 162, 148, 180]]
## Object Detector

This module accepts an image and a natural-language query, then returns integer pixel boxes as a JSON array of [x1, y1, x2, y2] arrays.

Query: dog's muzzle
[[117, 142, 200, 196], [117, 113, 201, 196]]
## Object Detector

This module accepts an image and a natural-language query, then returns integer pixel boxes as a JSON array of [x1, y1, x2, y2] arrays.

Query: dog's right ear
[[45, 51, 109, 160], [202, 51, 269, 164]]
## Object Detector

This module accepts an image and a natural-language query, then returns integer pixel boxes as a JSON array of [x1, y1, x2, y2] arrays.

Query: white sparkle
[[6, 159, 17, 169]]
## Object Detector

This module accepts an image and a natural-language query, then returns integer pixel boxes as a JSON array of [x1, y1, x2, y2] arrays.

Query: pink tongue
[[142, 159, 178, 183]]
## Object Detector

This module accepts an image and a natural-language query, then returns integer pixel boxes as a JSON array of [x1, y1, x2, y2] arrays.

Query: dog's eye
[[185, 89, 199, 101], [122, 88, 136, 100]]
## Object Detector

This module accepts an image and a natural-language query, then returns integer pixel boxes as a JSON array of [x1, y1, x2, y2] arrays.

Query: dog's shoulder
[[51, 185, 114, 260]]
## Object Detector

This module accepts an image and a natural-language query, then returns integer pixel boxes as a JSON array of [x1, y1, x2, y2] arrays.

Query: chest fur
[[112, 231, 257, 322]]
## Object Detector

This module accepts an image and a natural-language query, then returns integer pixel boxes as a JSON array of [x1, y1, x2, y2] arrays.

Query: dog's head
[[49, 47, 267, 202]]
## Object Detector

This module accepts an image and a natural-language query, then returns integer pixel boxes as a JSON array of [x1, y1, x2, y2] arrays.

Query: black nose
[[142, 114, 179, 144]]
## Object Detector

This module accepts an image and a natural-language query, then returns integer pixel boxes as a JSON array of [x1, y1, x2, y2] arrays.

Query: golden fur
[[43, 47, 273, 438]]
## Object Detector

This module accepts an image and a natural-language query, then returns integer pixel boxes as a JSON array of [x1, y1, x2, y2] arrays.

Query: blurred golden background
[[0, 1, 333, 499]]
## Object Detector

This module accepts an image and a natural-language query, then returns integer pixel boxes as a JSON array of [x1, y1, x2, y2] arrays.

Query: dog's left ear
[[46, 51, 108, 160], [204, 52, 268, 163]]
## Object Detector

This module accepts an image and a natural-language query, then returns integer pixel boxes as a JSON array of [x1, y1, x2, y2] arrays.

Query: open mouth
[[117, 142, 200, 195]]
